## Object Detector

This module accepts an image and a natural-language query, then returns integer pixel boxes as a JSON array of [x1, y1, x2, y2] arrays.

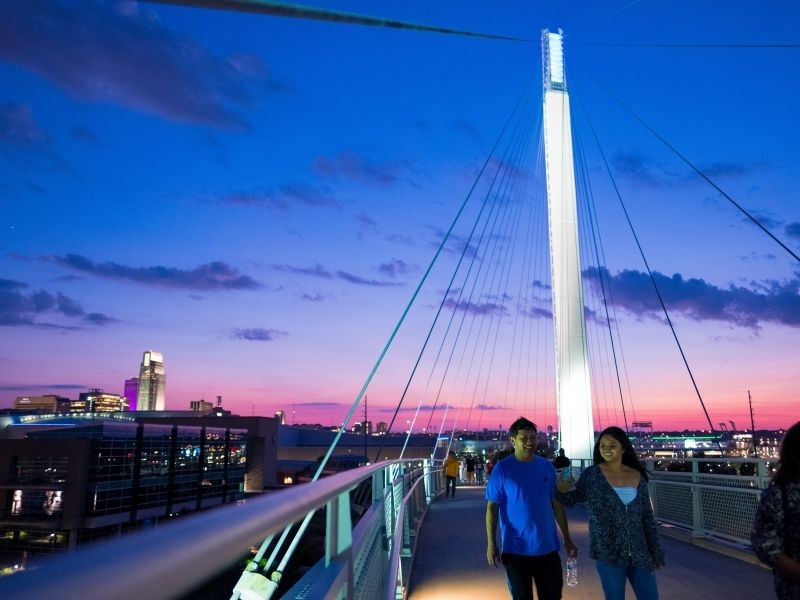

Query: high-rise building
[[123, 377, 139, 411], [136, 351, 165, 411], [72, 389, 128, 413], [275, 410, 285, 424]]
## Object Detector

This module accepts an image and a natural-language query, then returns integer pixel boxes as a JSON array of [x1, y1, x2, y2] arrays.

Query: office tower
[[136, 351, 165, 411], [275, 410, 285, 425], [13, 395, 71, 412], [73, 389, 129, 412], [124, 377, 139, 411]]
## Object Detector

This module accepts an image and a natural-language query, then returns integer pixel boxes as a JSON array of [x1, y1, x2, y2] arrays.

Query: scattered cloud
[[313, 151, 405, 186], [374, 403, 455, 413], [44, 254, 262, 291], [0, 102, 47, 147], [299, 292, 326, 302], [0, 383, 86, 392], [274, 262, 403, 287], [230, 327, 287, 341], [612, 151, 756, 189], [0, 278, 115, 328], [741, 208, 783, 230], [786, 222, 800, 241], [443, 298, 508, 317], [220, 183, 336, 211], [336, 271, 404, 287], [0, 0, 271, 129], [355, 212, 379, 235], [274, 263, 332, 279], [454, 119, 484, 145], [584, 266, 800, 329], [426, 226, 479, 259], [377, 258, 414, 278], [519, 306, 552, 320], [386, 233, 417, 246], [69, 126, 97, 142]]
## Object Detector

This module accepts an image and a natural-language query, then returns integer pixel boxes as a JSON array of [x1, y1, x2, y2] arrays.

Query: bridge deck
[[408, 486, 773, 599]]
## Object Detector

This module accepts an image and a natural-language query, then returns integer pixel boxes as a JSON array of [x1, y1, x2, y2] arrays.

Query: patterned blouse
[[752, 481, 800, 600], [556, 465, 665, 569]]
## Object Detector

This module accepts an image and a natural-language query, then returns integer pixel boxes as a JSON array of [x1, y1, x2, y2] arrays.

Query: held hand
[[564, 539, 578, 559], [487, 543, 500, 568], [556, 477, 575, 493]]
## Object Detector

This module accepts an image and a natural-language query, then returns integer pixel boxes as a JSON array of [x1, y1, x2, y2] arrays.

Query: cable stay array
[[135, 3, 800, 596]]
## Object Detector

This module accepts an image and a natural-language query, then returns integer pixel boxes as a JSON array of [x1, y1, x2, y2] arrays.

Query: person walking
[[752, 421, 800, 599], [486, 417, 577, 600], [443, 450, 459, 498], [556, 426, 664, 600], [466, 455, 477, 484]]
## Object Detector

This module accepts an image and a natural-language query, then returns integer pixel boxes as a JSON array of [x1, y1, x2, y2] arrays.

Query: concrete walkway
[[407, 486, 773, 599]]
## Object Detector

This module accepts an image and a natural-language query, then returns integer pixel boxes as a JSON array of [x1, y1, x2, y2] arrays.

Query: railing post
[[690, 459, 704, 538], [326, 491, 353, 599]]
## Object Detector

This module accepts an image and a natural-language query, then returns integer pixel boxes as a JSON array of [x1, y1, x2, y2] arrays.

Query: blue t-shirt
[[485, 454, 560, 556]]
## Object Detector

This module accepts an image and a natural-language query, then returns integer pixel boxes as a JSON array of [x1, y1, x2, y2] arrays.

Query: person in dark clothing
[[752, 421, 800, 599], [553, 448, 570, 470]]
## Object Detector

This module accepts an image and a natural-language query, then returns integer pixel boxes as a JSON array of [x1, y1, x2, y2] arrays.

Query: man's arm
[[486, 500, 500, 567], [552, 498, 577, 558]]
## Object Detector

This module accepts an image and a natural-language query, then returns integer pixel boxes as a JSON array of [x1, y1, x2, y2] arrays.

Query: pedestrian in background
[[443, 450, 459, 498], [752, 421, 800, 599]]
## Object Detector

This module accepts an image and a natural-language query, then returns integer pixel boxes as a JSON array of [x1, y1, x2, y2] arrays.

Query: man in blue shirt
[[486, 417, 577, 600]]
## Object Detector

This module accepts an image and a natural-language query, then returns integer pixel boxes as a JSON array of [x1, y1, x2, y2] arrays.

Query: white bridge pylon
[[541, 29, 595, 460]]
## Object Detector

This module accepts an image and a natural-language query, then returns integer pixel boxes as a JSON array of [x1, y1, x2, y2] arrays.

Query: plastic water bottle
[[565, 556, 578, 587]]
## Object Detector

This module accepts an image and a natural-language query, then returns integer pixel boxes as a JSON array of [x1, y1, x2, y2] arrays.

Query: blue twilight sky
[[1, 0, 799, 432]]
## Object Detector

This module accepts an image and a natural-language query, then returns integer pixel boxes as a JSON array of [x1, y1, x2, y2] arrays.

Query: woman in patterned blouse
[[752, 421, 800, 599], [556, 426, 664, 600]]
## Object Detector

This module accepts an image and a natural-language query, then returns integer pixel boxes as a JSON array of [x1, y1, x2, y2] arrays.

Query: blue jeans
[[595, 559, 659, 600], [502, 550, 563, 600]]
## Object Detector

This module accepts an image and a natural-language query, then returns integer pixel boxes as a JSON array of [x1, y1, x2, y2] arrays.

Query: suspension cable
[[579, 93, 718, 436], [575, 59, 800, 264]]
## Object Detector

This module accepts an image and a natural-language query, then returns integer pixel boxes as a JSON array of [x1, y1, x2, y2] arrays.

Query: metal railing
[[0, 459, 444, 600], [645, 457, 773, 545]]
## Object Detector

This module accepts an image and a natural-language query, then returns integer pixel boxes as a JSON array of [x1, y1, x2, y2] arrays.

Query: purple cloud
[[377, 258, 414, 278], [613, 151, 756, 188], [313, 151, 403, 186], [45, 254, 261, 290], [335, 271, 403, 287], [584, 267, 800, 329], [786, 222, 800, 241], [274, 262, 402, 287], [273, 263, 333, 279], [443, 298, 508, 317], [0, 278, 115, 328], [220, 183, 336, 211], [230, 327, 287, 341], [0, 0, 268, 129]]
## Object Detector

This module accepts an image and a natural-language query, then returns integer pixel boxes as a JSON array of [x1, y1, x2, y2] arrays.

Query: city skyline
[[1, 1, 799, 432]]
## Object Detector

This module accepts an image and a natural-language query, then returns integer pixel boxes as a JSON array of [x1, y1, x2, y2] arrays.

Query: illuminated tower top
[[137, 350, 165, 411], [542, 28, 566, 92]]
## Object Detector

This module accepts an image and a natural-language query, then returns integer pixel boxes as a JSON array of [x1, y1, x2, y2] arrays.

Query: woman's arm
[[555, 467, 589, 506]]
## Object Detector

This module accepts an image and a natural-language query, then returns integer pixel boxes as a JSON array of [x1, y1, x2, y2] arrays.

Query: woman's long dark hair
[[773, 421, 800, 487], [593, 426, 648, 481]]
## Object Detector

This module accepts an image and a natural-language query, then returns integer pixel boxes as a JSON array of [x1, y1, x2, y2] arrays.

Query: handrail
[[0, 459, 423, 600]]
